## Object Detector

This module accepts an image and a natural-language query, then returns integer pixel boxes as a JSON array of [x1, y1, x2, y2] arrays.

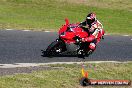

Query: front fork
[[55, 38, 67, 53], [77, 42, 88, 58]]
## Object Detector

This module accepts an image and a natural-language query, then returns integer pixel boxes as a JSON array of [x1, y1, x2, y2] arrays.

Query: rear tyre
[[77, 49, 85, 58]]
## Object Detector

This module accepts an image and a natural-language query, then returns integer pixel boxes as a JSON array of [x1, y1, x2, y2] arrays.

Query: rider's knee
[[89, 43, 96, 50]]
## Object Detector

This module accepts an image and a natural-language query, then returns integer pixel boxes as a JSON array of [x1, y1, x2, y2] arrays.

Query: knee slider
[[89, 43, 96, 50]]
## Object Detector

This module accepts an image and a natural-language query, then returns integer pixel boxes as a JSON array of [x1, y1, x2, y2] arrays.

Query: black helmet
[[86, 13, 96, 25]]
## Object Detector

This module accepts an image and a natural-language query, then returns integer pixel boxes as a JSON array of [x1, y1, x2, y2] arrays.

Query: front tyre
[[46, 40, 66, 57]]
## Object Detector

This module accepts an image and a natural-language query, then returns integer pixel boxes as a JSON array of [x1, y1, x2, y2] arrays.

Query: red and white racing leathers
[[80, 20, 105, 51]]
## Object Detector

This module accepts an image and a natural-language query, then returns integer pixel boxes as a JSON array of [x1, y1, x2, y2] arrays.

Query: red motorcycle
[[42, 18, 93, 58]]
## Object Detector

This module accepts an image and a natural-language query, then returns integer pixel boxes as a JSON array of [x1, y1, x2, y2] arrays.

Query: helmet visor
[[86, 19, 95, 25]]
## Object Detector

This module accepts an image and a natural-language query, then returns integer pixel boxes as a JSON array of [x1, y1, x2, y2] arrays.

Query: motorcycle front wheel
[[45, 39, 66, 57]]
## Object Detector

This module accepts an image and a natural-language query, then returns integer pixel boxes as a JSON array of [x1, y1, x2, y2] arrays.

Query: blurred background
[[0, 0, 131, 34]]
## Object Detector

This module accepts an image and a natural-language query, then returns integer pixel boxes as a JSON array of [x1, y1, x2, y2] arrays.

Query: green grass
[[0, 0, 131, 34], [0, 62, 131, 88]]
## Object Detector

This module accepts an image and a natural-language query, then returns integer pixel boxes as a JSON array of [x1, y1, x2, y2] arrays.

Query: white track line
[[6, 29, 14, 30], [44, 31, 51, 32], [23, 30, 31, 31], [123, 35, 129, 36], [0, 61, 130, 68], [104, 34, 109, 35]]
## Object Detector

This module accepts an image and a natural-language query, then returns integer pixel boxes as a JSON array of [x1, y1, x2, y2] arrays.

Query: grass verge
[[0, 0, 131, 34], [0, 62, 131, 88]]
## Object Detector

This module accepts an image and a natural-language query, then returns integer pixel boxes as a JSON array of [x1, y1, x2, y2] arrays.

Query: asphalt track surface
[[0, 30, 131, 64]]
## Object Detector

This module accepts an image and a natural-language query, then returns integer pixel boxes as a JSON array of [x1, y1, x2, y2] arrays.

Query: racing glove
[[82, 35, 95, 42]]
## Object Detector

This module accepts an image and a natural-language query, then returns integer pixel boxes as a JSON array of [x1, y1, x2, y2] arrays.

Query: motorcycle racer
[[43, 15, 105, 58], [78, 13, 105, 56]]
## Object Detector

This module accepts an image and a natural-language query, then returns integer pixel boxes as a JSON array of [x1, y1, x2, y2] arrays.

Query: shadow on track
[[41, 50, 78, 57], [41, 50, 89, 59]]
